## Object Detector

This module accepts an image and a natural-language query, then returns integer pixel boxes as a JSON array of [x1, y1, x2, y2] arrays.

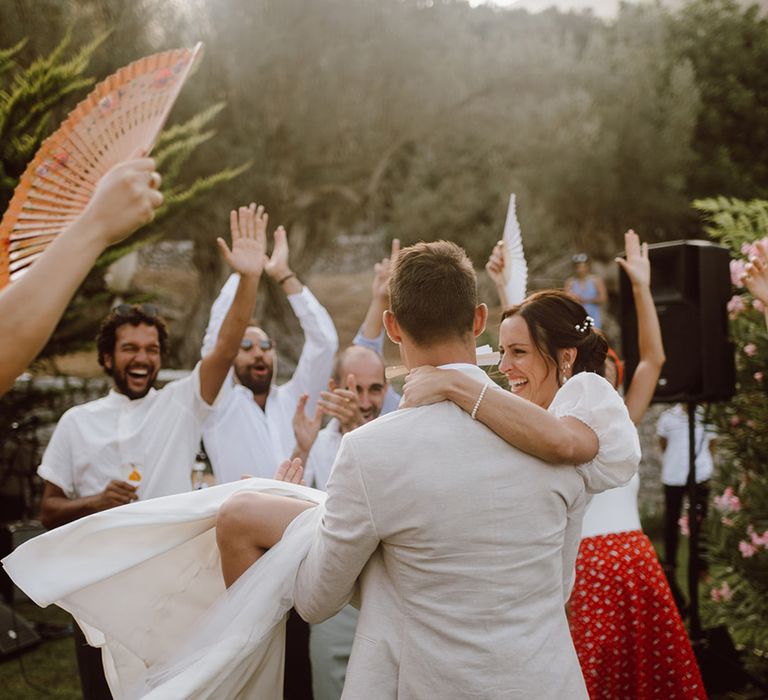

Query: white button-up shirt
[[38, 363, 214, 500], [656, 404, 717, 486], [201, 274, 338, 483]]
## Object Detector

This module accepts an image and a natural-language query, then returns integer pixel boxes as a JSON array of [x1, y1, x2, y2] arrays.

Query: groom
[[292, 240, 590, 698]]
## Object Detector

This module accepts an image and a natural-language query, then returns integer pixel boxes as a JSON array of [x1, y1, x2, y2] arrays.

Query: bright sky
[[469, 0, 628, 19]]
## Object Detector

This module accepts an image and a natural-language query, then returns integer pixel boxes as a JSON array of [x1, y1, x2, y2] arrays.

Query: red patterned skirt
[[569, 530, 706, 700]]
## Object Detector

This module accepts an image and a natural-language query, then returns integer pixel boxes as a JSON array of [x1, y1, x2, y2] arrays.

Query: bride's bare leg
[[216, 492, 315, 588]]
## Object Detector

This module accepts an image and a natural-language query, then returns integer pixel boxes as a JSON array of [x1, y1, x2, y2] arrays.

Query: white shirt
[[38, 363, 214, 500], [201, 274, 338, 483], [304, 419, 343, 491], [656, 404, 716, 486]]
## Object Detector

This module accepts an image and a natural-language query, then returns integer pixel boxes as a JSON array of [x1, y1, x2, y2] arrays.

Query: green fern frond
[[157, 161, 252, 218], [155, 102, 226, 148]]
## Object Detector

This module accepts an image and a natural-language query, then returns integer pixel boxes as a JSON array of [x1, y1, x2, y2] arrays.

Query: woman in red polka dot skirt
[[569, 482, 705, 699], [569, 231, 704, 699]]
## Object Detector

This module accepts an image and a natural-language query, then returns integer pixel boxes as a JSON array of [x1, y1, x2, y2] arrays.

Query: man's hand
[[293, 393, 324, 455], [743, 241, 768, 306], [264, 225, 292, 281], [318, 374, 364, 434], [371, 239, 400, 301], [80, 158, 164, 247], [217, 204, 268, 279], [615, 229, 650, 289], [94, 479, 138, 510], [274, 457, 305, 485]]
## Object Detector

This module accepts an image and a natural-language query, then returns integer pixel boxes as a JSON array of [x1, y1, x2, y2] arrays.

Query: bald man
[[297, 345, 391, 700]]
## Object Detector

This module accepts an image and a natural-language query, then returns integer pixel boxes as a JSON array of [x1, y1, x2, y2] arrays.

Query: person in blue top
[[565, 253, 607, 329]]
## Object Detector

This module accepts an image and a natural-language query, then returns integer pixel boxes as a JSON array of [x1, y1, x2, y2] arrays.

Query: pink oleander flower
[[719, 582, 733, 601], [739, 540, 757, 558], [710, 587, 722, 602], [744, 343, 757, 357], [714, 487, 742, 513], [731, 260, 747, 288], [679, 514, 690, 537], [728, 295, 746, 317], [747, 419, 756, 429], [721, 516, 734, 527], [730, 415, 741, 427], [747, 525, 768, 548], [754, 371, 764, 382], [754, 299, 765, 313]]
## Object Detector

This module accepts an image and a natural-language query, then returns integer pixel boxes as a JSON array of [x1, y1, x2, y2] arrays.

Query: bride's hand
[[402, 366, 451, 408]]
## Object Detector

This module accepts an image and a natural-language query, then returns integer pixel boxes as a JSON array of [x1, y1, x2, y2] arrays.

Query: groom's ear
[[473, 304, 488, 338], [383, 310, 402, 345]]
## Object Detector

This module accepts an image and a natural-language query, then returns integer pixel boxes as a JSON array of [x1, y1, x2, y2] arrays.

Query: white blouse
[[549, 372, 641, 494]]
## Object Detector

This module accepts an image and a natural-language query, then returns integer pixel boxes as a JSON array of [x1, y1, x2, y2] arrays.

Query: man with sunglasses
[[200, 225, 337, 485]]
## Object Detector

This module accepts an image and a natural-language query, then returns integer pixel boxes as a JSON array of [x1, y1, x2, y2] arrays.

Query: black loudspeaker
[[0, 520, 45, 604], [0, 602, 39, 656], [619, 240, 735, 403]]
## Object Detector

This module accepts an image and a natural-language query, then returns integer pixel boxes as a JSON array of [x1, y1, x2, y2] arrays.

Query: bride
[[3, 287, 638, 700]]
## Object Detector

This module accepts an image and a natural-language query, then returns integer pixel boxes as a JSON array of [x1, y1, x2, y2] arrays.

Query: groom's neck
[[400, 334, 477, 370]]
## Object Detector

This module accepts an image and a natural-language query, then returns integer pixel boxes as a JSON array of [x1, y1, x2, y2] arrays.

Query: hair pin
[[575, 316, 594, 334]]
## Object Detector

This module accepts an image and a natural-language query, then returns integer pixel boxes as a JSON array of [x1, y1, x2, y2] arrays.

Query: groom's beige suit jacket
[[294, 364, 590, 699]]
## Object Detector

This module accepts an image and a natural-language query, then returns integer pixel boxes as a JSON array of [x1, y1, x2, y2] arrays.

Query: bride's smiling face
[[498, 314, 560, 409]]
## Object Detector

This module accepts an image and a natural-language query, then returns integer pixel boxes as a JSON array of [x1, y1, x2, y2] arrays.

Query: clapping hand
[[273, 457, 306, 485], [293, 393, 324, 456], [318, 374, 365, 434], [615, 229, 650, 289], [742, 241, 768, 306]]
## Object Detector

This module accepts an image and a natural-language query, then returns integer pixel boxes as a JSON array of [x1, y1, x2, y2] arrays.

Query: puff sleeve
[[548, 372, 640, 494]]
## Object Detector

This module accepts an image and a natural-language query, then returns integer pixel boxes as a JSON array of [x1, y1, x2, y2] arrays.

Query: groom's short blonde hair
[[388, 240, 477, 345]]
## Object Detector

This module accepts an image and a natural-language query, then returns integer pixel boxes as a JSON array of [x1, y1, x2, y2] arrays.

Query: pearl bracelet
[[470, 382, 490, 420]]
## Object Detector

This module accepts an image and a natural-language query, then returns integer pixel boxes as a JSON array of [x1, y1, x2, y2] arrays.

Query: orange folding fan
[[0, 42, 203, 288]]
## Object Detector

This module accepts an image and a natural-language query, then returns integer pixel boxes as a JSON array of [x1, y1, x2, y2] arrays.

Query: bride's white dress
[[2, 478, 325, 699]]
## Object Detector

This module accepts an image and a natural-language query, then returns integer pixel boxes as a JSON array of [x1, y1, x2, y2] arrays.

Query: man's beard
[[235, 363, 273, 396], [112, 365, 158, 400]]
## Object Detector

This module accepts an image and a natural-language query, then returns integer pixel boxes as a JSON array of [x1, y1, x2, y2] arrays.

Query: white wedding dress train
[[2, 479, 325, 699]]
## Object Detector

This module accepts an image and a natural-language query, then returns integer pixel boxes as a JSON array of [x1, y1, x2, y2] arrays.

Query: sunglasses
[[240, 338, 274, 352], [113, 303, 159, 318]]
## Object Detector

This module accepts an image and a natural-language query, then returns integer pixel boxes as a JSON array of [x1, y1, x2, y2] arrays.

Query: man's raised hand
[[264, 225, 292, 280], [372, 238, 400, 300], [218, 204, 268, 279]]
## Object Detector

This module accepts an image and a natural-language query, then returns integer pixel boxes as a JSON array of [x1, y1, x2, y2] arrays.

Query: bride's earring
[[560, 361, 572, 384]]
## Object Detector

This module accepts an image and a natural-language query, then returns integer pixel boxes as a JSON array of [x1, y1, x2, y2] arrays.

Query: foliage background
[[696, 197, 768, 684], [2, 0, 766, 364]]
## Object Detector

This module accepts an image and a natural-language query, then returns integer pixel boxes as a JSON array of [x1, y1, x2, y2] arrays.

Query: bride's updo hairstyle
[[502, 290, 608, 384]]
